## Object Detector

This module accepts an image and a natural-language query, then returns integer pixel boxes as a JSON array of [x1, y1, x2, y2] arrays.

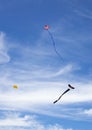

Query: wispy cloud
[[0, 32, 10, 64], [74, 9, 92, 20]]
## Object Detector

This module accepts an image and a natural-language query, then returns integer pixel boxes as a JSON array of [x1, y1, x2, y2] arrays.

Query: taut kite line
[[53, 84, 75, 104], [44, 25, 63, 61]]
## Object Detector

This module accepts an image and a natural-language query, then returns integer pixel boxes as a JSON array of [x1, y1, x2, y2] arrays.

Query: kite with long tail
[[53, 84, 75, 104], [44, 25, 63, 61]]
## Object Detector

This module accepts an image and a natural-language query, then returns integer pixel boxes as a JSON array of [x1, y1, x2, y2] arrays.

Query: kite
[[68, 84, 75, 89], [13, 84, 18, 89], [53, 84, 75, 104], [44, 25, 63, 61], [44, 25, 50, 30]]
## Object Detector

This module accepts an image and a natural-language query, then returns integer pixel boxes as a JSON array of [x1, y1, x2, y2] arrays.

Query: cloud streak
[[74, 9, 92, 20], [0, 32, 10, 64]]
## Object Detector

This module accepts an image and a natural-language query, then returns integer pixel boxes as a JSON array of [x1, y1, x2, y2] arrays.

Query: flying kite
[[53, 84, 75, 104], [13, 84, 18, 89], [44, 25, 63, 61], [68, 84, 75, 89]]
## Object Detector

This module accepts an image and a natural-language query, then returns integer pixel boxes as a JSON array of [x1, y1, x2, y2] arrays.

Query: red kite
[[44, 25, 50, 30]]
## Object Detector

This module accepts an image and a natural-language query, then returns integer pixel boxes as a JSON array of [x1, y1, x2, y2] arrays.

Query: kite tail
[[61, 88, 70, 96], [47, 30, 63, 61], [53, 94, 63, 104], [53, 88, 70, 104], [53, 100, 58, 104]]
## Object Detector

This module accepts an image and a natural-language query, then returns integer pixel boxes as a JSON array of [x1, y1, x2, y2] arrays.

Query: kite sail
[[13, 84, 18, 89], [53, 84, 75, 104], [68, 84, 75, 89], [44, 25, 63, 61], [44, 25, 50, 30]]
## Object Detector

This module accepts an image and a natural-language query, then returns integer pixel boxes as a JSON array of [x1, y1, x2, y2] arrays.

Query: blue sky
[[0, 0, 92, 130]]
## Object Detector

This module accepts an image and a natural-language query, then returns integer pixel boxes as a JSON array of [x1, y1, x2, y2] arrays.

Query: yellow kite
[[13, 84, 18, 89]]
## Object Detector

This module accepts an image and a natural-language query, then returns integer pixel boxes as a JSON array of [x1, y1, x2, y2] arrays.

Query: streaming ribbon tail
[[53, 88, 70, 104]]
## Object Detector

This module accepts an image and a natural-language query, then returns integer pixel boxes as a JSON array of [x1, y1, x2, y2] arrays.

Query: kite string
[[47, 30, 64, 61]]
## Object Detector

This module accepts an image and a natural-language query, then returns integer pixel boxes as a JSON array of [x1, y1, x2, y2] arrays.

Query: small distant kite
[[44, 25, 63, 61], [44, 25, 50, 30], [13, 84, 18, 89], [53, 84, 75, 104]]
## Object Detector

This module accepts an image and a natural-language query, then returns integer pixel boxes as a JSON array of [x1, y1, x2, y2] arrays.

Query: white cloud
[[0, 80, 92, 121], [0, 80, 92, 104], [0, 112, 73, 130]]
